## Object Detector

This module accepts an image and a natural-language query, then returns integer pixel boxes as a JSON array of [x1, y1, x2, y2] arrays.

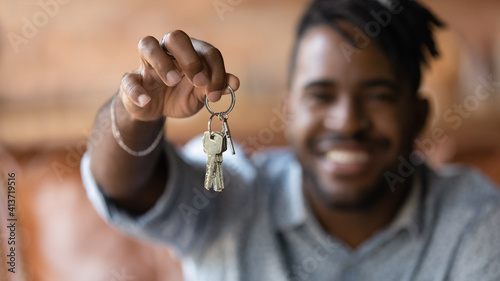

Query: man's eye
[[308, 91, 332, 102], [366, 92, 397, 103]]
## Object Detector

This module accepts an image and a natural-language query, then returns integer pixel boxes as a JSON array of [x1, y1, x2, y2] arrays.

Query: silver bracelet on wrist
[[110, 94, 165, 157]]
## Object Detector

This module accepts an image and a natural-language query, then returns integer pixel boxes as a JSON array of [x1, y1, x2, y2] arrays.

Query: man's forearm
[[89, 95, 167, 214]]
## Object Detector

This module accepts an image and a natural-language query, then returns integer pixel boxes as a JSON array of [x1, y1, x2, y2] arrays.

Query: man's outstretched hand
[[120, 30, 240, 121]]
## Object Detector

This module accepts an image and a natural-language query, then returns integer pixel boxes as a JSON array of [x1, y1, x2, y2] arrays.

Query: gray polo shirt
[[81, 138, 500, 281]]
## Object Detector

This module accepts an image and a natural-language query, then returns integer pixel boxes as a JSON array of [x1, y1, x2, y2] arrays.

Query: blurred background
[[0, 0, 499, 280]]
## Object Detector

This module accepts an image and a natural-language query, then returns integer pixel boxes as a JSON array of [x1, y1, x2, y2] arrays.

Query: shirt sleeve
[[81, 138, 257, 257]]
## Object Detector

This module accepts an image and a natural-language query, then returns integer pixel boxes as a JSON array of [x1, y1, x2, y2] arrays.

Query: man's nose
[[323, 96, 370, 136]]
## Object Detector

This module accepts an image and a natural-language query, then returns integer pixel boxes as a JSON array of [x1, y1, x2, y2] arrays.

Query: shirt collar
[[384, 170, 423, 239], [272, 158, 425, 238]]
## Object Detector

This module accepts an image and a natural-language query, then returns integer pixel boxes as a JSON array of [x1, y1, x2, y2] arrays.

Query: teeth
[[326, 150, 369, 164]]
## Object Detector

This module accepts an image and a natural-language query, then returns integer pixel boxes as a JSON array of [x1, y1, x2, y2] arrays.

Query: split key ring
[[205, 85, 236, 117]]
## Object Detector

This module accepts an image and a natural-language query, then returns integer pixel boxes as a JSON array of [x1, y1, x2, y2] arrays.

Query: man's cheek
[[292, 114, 316, 141]]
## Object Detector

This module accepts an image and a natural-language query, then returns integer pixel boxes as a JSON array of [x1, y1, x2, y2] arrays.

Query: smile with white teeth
[[326, 150, 369, 164]]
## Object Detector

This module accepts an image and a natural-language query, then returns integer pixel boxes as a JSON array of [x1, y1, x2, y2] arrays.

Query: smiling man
[[287, 21, 430, 249], [82, 0, 500, 280]]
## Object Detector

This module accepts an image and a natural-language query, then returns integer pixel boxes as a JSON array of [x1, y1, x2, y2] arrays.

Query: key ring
[[160, 34, 176, 60], [205, 85, 236, 116], [207, 113, 216, 133], [207, 113, 225, 133]]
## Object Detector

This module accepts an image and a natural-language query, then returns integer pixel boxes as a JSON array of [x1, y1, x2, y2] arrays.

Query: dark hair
[[289, 0, 444, 93]]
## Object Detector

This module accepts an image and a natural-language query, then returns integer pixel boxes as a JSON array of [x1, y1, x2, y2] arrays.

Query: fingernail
[[166, 70, 181, 85], [138, 94, 151, 107], [193, 72, 209, 87]]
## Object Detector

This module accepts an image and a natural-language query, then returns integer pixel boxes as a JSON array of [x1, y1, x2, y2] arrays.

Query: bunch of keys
[[202, 86, 236, 192]]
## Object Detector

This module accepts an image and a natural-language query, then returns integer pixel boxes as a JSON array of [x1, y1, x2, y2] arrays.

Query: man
[[82, 0, 500, 280]]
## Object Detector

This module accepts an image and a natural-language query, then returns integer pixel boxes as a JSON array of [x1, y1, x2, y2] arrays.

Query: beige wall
[[0, 0, 308, 149]]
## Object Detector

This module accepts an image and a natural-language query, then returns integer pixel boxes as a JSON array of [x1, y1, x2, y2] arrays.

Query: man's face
[[287, 25, 427, 209]]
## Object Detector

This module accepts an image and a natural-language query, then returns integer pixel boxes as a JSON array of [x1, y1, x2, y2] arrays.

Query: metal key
[[202, 131, 226, 190], [212, 154, 224, 192], [202, 86, 236, 192]]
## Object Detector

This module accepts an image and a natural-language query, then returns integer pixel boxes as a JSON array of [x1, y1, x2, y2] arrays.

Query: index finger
[[161, 30, 211, 88], [137, 36, 182, 87]]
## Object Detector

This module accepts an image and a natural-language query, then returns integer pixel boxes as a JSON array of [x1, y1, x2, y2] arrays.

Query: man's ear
[[413, 96, 430, 138]]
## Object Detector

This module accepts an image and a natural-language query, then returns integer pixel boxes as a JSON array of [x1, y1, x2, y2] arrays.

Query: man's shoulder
[[427, 165, 500, 279], [426, 163, 500, 216], [250, 147, 298, 175]]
